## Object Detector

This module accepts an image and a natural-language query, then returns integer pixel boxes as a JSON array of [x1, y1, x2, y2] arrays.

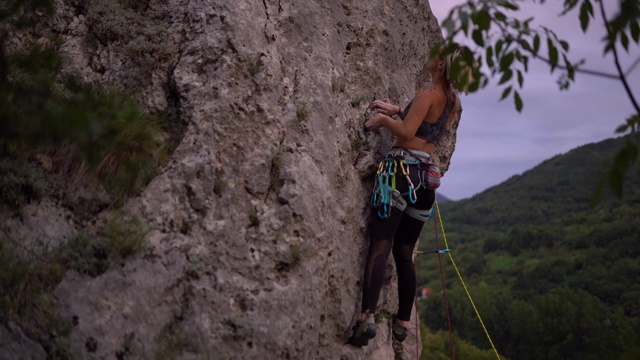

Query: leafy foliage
[[0, 158, 46, 209], [420, 323, 500, 360], [1, 1, 168, 356], [101, 215, 148, 258], [441, 0, 640, 198], [417, 136, 640, 360]]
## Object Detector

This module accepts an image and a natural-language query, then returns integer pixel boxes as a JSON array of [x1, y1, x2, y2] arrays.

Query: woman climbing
[[349, 44, 472, 347]]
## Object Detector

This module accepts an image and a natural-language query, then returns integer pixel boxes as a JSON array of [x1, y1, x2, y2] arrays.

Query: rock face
[[4, 0, 463, 359]]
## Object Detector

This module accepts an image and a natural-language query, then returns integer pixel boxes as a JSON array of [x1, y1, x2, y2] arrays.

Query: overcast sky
[[428, 0, 640, 200]]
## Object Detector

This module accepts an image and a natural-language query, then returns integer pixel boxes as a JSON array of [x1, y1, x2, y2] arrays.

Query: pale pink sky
[[429, 1, 640, 199]]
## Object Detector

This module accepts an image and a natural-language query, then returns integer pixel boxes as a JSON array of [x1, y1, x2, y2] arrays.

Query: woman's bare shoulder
[[417, 81, 437, 92], [415, 82, 444, 99]]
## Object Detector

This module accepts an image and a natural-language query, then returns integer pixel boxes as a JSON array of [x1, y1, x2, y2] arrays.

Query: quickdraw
[[399, 160, 417, 204], [371, 157, 426, 219], [371, 159, 398, 219]]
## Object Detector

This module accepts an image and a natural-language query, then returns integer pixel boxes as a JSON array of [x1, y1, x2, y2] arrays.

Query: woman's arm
[[365, 88, 435, 141]]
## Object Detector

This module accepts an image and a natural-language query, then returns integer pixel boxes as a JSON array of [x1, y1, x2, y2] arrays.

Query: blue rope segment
[[415, 248, 452, 255]]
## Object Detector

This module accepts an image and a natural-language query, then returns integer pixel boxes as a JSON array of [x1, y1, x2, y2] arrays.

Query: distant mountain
[[441, 135, 640, 232], [435, 192, 452, 203], [417, 135, 640, 360]]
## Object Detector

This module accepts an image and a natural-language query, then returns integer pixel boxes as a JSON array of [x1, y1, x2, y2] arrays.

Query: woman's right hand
[[370, 99, 402, 116]]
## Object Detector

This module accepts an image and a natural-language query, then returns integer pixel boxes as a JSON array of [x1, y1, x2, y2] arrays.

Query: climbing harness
[[369, 148, 437, 220], [412, 201, 503, 360]]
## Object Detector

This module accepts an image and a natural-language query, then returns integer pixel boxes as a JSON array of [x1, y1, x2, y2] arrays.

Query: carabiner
[[400, 160, 417, 203]]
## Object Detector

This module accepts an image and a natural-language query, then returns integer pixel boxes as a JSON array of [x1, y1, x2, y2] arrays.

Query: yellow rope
[[435, 201, 502, 360]]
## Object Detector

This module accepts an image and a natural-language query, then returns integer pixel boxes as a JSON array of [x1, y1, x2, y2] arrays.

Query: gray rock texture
[[0, 323, 47, 360], [2, 0, 464, 359]]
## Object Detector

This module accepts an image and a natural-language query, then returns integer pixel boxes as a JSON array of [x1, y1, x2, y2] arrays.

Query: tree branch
[[528, 52, 620, 79], [490, 17, 620, 80], [598, 0, 640, 115], [625, 55, 640, 76]]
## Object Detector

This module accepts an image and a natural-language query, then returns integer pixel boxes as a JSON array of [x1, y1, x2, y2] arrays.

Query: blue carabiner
[[408, 184, 417, 204], [399, 160, 417, 204]]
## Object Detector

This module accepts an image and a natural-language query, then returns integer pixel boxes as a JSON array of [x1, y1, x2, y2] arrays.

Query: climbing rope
[[413, 200, 502, 360], [434, 201, 502, 360], [433, 207, 456, 359], [413, 201, 455, 359]]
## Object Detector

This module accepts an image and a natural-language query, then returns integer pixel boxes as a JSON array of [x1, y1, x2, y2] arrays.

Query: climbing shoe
[[391, 315, 408, 342], [348, 316, 376, 347]]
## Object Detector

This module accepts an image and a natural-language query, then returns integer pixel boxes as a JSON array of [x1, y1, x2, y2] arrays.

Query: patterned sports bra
[[400, 92, 457, 146]]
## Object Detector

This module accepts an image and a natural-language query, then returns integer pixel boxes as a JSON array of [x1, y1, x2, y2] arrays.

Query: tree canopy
[[417, 136, 640, 360], [439, 0, 640, 199]]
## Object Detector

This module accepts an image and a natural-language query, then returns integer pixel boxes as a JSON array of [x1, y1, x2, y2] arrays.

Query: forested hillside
[[417, 136, 640, 360]]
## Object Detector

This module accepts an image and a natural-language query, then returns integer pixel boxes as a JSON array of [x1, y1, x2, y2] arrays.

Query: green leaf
[[519, 39, 532, 52], [517, 70, 524, 87], [620, 31, 629, 51], [533, 34, 541, 53], [603, 41, 614, 54], [631, 20, 640, 43], [496, 39, 504, 56], [579, 0, 593, 32], [494, 11, 507, 22], [472, 29, 485, 46], [559, 40, 569, 51], [500, 86, 512, 100], [616, 114, 640, 133], [515, 50, 523, 62], [548, 39, 559, 70], [615, 123, 629, 133], [443, 18, 455, 35], [562, 0, 580, 14], [460, 10, 470, 35], [563, 55, 575, 80], [499, 69, 513, 84], [486, 46, 495, 68], [499, 1, 519, 11], [474, 9, 491, 30], [500, 52, 515, 69], [514, 90, 523, 112]]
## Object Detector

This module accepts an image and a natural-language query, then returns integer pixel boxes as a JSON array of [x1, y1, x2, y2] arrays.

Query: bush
[[102, 215, 148, 258], [0, 158, 46, 210], [1, 1, 170, 206]]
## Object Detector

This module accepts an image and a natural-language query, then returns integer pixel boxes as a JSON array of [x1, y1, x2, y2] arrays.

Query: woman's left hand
[[365, 113, 386, 130], [370, 99, 400, 116]]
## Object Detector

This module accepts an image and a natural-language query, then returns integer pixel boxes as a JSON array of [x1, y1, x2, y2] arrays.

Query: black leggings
[[361, 167, 435, 321]]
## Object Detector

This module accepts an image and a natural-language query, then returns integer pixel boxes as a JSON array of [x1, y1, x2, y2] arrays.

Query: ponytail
[[441, 44, 477, 95]]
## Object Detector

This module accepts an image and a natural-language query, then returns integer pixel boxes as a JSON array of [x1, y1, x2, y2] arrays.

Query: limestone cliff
[[1, 0, 462, 359]]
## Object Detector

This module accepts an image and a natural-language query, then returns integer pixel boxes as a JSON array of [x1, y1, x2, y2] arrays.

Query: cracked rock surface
[[3, 1, 463, 359]]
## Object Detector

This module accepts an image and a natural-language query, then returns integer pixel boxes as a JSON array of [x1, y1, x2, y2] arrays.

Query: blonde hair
[[440, 44, 477, 95]]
